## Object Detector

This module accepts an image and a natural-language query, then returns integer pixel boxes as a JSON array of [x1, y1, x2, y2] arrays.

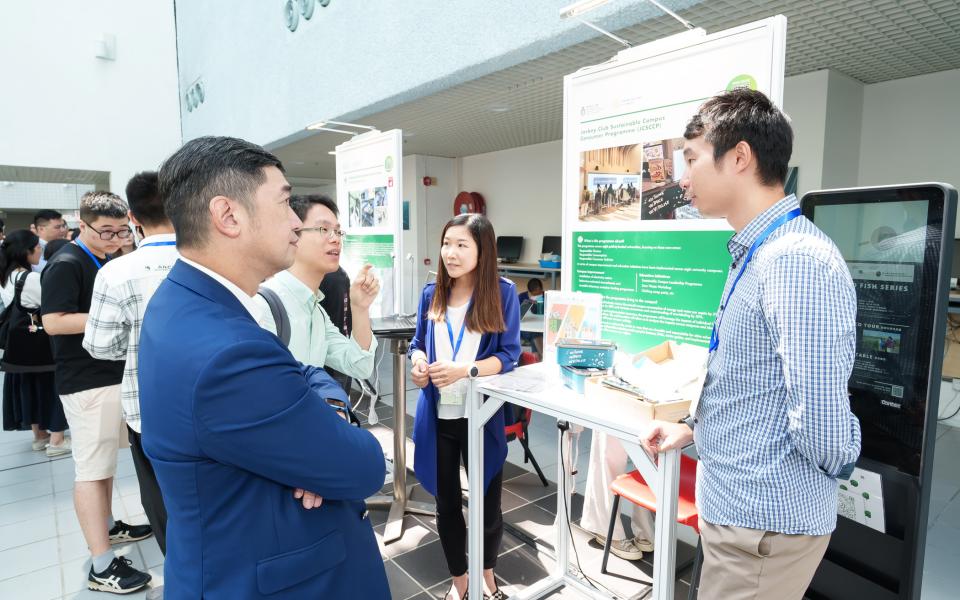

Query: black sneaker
[[88, 556, 152, 594], [108, 520, 153, 544]]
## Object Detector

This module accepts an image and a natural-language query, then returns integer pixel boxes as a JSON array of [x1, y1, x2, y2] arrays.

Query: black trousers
[[435, 417, 503, 576], [128, 426, 168, 555]]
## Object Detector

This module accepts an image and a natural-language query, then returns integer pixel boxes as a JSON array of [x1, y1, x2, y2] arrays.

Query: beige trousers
[[697, 519, 830, 600]]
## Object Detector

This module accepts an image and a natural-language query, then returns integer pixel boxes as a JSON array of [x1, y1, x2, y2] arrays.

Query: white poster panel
[[335, 129, 404, 317], [561, 16, 787, 355]]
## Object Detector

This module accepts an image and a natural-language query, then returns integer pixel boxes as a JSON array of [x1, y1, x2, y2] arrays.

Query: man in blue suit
[[138, 136, 390, 599]]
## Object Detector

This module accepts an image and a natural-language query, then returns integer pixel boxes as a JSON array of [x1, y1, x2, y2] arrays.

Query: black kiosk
[[802, 183, 958, 600]]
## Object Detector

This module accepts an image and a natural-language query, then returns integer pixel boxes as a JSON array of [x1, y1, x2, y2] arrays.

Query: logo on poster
[[388, 177, 394, 188], [384, 155, 394, 172], [727, 74, 757, 91]]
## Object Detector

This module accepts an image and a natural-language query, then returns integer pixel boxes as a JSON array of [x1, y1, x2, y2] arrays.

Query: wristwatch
[[467, 363, 480, 379]]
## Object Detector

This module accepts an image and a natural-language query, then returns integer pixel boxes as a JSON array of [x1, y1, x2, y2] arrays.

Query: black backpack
[[0, 271, 55, 372]]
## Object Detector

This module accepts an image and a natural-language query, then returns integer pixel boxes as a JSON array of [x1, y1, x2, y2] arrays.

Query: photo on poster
[[577, 137, 699, 222], [347, 186, 388, 228], [861, 329, 901, 354]]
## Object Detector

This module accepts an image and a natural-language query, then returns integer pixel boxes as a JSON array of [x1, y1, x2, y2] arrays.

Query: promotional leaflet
[[562, 17, 788, 356], [335, 129, 404, 317]]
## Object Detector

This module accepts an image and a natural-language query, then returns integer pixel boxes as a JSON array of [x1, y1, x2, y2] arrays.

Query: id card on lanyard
[[439, 315, 468, 406], [692, 207, 802, 419]]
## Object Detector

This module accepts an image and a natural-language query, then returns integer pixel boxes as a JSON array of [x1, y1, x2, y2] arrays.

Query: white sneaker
[[593, 533, 651, 561], [46, 438, 72, 457], [32, 437, 50, 451]]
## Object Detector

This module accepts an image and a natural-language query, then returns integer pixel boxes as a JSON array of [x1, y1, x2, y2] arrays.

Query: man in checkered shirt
[[642, 89, 861, 600], [83, 172, 177, 588]]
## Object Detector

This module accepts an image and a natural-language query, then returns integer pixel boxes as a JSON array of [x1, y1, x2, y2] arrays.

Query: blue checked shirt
[[695, 195, 862, 536]]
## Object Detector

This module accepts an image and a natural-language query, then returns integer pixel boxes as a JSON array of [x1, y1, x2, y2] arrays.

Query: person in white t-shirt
[[0, 230, 70, 456]]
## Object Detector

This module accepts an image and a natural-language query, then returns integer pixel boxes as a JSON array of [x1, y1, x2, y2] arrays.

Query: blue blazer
[[408, 278, 522, 497], [139, 261, 389, 600]]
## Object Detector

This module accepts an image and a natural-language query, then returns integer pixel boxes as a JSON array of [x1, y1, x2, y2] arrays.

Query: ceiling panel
[[273, 0, 960, 180]]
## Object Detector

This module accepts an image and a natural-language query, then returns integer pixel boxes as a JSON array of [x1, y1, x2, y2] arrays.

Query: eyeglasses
[[297, 226, 346, 241], [83, 220, 132, 241]]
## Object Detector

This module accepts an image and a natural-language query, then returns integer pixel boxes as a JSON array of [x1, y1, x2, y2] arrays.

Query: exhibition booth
[[304, 11, 958, 599]]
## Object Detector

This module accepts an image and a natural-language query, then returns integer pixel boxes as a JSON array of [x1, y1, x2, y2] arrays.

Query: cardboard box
[[943, 319, 960, 379], [632, 341, 707, 407], [584, 377, 691, 422]]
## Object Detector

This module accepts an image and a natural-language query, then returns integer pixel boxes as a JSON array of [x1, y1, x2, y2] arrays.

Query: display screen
[[496, 236, 524, 262], [805, 187, 948, 476]]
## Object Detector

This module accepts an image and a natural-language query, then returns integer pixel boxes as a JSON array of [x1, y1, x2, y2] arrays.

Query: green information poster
[[342, 234, 394, 268], [571, 230, 730, 353]]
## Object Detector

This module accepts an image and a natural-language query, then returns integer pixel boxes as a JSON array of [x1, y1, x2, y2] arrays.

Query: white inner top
[[433, 301, 481, 420]]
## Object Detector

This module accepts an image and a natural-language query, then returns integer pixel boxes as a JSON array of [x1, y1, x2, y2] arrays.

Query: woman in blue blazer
[[408, 213, 521, 600]]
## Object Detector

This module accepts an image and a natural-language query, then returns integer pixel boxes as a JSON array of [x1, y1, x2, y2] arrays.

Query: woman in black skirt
[[1, 230, 70, 456]]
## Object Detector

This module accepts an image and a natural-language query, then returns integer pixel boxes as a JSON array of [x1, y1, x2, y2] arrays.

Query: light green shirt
[[254, 270, 377, 379]]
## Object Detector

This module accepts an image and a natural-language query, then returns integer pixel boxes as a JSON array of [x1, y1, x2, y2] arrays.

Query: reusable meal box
[[559, 365, 608, 394], [555, 339, 616, 369]]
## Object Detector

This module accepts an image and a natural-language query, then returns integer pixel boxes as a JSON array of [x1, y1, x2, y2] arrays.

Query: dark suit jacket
[[139, 260, 389, 599]]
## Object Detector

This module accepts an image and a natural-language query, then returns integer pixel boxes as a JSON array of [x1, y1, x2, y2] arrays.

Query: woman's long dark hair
[[0, 230, 39, 287], [428, 213, 505, 333]]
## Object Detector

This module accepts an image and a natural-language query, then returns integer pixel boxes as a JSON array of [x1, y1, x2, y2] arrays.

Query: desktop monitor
[[497, 236, 523, 264], [541, 235, 562, 257]]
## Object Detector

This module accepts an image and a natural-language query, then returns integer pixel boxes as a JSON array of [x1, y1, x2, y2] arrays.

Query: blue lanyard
[[709, 208, 802, 353], [73, 240, 103, 270], [445, 316, 467, 361], [139, 241, 176, 248]]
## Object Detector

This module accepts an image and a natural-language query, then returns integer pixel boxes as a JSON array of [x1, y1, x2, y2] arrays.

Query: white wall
[[784, 70, 830, 197], [859, 69, 960, 190], [0, 2, 181, 198], [401, 155, 457, 313], [821, 70, 864, 189], [459, 140, 563, 264]]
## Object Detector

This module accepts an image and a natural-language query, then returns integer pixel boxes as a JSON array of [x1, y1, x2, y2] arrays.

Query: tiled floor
[[2, 357, 960, 599]]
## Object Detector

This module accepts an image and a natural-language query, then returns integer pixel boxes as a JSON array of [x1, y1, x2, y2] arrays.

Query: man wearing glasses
[[255, 195, 380, 412], [42, 191, 154, 595]]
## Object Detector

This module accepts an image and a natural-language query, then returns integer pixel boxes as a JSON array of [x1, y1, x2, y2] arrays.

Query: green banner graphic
[[571, 230, 731, 353], [343, 234, 394, 268]]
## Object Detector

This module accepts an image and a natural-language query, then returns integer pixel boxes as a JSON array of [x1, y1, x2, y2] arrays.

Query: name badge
[[439, 380, 466, 406]]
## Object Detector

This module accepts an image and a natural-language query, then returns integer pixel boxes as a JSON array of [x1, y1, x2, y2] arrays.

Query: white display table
[[466, 362, 681, 600]]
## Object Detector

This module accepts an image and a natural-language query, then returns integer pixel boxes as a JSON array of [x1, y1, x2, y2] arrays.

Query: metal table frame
[[466, 363, 681, 600], [366, 336, 434, 543]]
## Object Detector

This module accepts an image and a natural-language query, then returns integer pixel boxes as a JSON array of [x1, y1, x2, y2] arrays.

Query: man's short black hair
[[527, 278, 543, 292], [79, 191, 128, 222], [289, 194, 338, 223], [158, 136, 285, 248], [683, 88, 793, 186], [33, 209, 63, 228], [126, 171, 169, 227]]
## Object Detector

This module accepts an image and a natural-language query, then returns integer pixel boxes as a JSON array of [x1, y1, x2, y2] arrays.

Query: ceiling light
[[307, 119, 375, 131], [327, 151, 337, 155], [488, 105, 511, 113], [307, 125, 356, 134], [560, 0, 611, 19]]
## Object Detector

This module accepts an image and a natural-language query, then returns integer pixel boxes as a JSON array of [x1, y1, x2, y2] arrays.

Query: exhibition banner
[[335, 129, 404, 317], [561, 16, 787, 354]]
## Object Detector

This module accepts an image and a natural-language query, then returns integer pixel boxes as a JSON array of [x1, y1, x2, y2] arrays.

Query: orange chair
[[503, 352, 549, 487], [600, 453, 703, 599]]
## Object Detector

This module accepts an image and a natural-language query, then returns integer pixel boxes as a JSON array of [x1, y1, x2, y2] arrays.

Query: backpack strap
[[257, 286, 291, 346], [13, 270, 29, 306]]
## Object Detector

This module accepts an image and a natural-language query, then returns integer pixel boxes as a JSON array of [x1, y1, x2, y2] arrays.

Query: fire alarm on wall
[[423, 176, 433, 186]]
